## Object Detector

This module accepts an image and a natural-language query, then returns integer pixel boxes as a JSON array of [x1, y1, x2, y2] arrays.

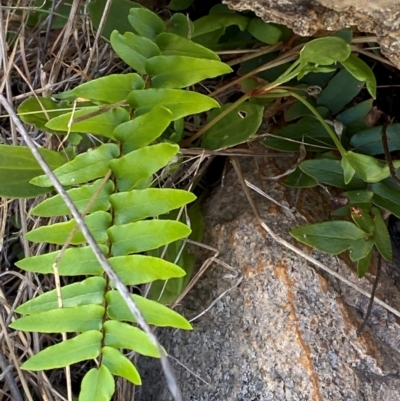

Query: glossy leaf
[[21, 330, 102, 370], [31, 143, 119, 187], [106, 290, 192, 329], [15, 277, 106, 314], [45, 107, 129, 139], [31, 179, 114, 217], [108, 220, 191, 255], [104, 320, 160, 357], [128, 7, 166, 39], [15, 245, 107, 276], [146, 55, 232, 89], [341, 54, 376, 98], [113, 106, 173, 153], [247, 19, 282, 44], [110, 31, 160, 74], [110, 188, 196, 224], [300, 37, 351, 66], [201, 102, 264, 150], [282, 167, 318, 188], [108, 255, 185, 285], [290, 221, 367, 254], [25, 211, 111, 245], [10, 305, 104, 332], [79, 365, 115, 401], [101, 346, 141, 385], [0, 144, 67, 198], [357, 248, 373, 277], [71, 73, 145, 103], [371, 207, 392, 261], [371, 180, 400, 217], [128, 88, 219, 120], [167, 13, 195, 37]]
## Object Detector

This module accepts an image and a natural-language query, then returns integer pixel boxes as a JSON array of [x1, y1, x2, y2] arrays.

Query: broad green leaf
[[168, 0, 194, 10], [15, 245, 107, 275], [343, 190, 374, 205], [109, 255, 185, 285], [110, 31, 160, 74], [290, 221, 367, 254], [15, 277, 106, 314], [371, 180, 400, 217], [316, 68, 363, 114], [87, 0, 142, 39], [110, 188, 196, 224], [109, 143, 179, 191], [0, 145, 67, 198], [282, 167, 318, 188], [341, 54, 376, 98], [104, 320, 160, 357], [299, 159, 366, 189], [128, 88, 220, 120], [146, 56, 232, 89], [371, 206, 392, 261], [108, 220, 191, 255], [10, 305, 104, 332], [333, 29, 353, 43], [167, 13, 195, 37], [350, 206, 375, 233], [349, 237, 374, 261], [350, 124, 400, 156], [336, 99, 373, 134], [341, 155, 356, 185], [79, 365, 115, 401], [106, 290, 192, 329], [31, 143, 119, 187], [101, 346, 141, 385], [25, 211, 111, 245], [128, 8, 166, 39], [201, 102, 264, 150], [247, 19, 282, 44], [17, 97, 69, 132], [113, 106, 173, 153], [357, 248, 373, 277], [21, 330, 102, 370], [31, 179, 113, 217], [155, 32, 219, 60], [284, 99, 329, 122], [192, 13, 249, 38], [45, 107, 129, 139], [71, 73, 145, 103], [300, 37, 351, 66]]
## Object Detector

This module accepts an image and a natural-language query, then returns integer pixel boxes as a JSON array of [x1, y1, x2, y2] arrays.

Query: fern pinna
[[12, 6, 231, 400]]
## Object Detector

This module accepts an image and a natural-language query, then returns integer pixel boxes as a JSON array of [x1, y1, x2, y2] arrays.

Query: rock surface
[[138, 156, 400, 401], [223, 0, 400, 68]]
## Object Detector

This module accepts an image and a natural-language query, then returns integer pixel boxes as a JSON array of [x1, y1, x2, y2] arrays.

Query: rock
[[137, 156, 400, 401], [223, 0, 400, 68]]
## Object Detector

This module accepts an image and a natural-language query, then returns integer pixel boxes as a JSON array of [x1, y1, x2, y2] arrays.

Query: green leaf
[[109, 143, 179, 191], [15, 245, 107, 275], [371, 206, 392, 261], [110, 188, 196, 224], [71, 73, 145, 103], [349, 237, 374, 261], [341, 54, 376, 98], [333, 29, 353, 43], [106, 290, 192, 329], [316, 68, 364, 114], [146, 55, 232, 89], [79, 365, 115, 401], [87, 0, 142, 40], [336, 99, 373, 133], [10, 305, 104, 332], [201, 102, 264, 150], [31, 143, 120, 187], [21, 330, 102, 370], [128, 8, 166, 39], [31, 179, 113, 217], [350, 124, 400, 155], [167, 13, 195, 37], [25, 211, 111, 245], [357, 248, 373, 277], [350, 206, 375, 233], [290, 221, 367, 254], [104, 320, 160, 357], [101, 347, 141, 385], [299, 159, 366, 189], [343, 190, 374, 205], [284, 99, 329, 122], [192, 13, 249, 38], [168, 0, 194, 10], [371, 180, 400, 217], [113, 106, 173, 153], [282, 167, 318, 188], [110, 31, 160, 74], [300, 37, 351, 66], [45, 107, 129, 139], [108, 220, 191, 256], [247, 19, 282, 44], [109, 255, 185, 285], [128, 88, 220, 120], [155, 32, 219, 60], [341, 155, 356, 185], [15, 277, 106, 314], [0, 145, 67, 198]]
